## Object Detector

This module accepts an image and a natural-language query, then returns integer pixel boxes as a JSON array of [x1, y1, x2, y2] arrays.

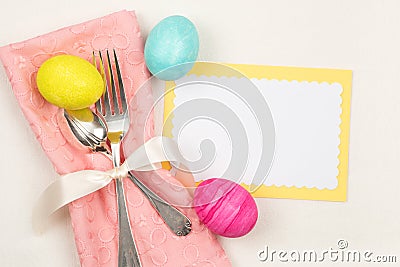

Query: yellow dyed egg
[[36, 55, 104, 110]]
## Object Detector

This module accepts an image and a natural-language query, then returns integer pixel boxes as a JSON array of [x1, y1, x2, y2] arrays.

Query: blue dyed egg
[[144, 15, 199, 80]]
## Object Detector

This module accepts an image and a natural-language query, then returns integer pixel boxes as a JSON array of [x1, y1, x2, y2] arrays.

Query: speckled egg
[[193, 178, 258, 238], [144, 15, 199, 80], [36, 55, 103, 110]]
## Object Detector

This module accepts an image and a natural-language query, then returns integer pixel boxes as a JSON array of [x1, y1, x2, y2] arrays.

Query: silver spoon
[[64, 109, 192, 236]]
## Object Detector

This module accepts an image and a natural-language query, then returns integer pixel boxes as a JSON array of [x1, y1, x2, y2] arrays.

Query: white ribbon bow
[[33, 136, 179, 232]]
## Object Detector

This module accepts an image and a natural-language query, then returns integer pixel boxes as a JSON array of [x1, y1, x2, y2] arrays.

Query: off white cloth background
[[1, 0, 399, 266]]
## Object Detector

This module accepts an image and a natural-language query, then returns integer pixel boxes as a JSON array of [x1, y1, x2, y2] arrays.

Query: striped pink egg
[[193, 178, 258, 238]]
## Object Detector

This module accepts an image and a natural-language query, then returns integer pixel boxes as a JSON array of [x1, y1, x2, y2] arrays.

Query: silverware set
[[65, 49, 191, 267]]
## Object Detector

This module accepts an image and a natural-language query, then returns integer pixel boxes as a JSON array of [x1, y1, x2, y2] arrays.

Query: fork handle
[[128, 172, 192, 236], [115, 177, 142, 267]]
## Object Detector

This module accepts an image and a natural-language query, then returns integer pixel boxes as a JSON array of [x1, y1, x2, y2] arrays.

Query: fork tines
[[92, 49, 127, 117]]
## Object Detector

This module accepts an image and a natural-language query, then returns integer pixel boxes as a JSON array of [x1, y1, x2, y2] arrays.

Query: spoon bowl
[[64, 109, 108, 151]]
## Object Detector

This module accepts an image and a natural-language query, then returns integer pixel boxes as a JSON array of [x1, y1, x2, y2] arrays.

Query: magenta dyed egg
[[193, 178, 258, 238]]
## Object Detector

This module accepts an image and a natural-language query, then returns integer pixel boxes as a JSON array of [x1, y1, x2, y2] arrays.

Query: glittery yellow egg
[[36, 55, 104, 110]]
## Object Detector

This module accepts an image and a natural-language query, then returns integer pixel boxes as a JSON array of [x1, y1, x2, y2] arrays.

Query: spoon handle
[[128, 172, 192, 236]]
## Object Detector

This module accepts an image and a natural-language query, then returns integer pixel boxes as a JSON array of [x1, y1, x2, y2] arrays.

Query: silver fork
[[94, 50, 141, 267], [94, 50, 192, 237]]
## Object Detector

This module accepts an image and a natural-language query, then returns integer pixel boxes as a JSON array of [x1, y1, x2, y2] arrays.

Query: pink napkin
[[0, 10, 231, 267]]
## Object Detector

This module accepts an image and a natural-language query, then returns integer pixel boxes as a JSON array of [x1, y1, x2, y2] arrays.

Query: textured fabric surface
[[0, 10, 231, 267]]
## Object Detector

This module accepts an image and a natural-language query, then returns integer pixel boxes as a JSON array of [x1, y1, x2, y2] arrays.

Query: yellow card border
[[164, 63, 352, 202]]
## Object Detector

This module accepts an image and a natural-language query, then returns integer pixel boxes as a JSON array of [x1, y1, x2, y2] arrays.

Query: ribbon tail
[[125, 136, 181, 171], [33, 170, 112, 233]]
